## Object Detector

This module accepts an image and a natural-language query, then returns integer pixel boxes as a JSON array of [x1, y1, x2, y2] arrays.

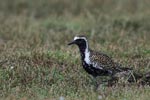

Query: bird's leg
[[107, 76, 118, 86], [93, 76, 99, 91]]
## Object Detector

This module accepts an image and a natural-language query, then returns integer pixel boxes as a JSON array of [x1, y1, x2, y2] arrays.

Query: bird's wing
[[89, 50, 132, 75], [89, 50, 115, 73]]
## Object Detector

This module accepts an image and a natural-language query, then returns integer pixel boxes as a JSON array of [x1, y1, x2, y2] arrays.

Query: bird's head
[[68, 35, 89, 53], [68, 35, 88, 46]]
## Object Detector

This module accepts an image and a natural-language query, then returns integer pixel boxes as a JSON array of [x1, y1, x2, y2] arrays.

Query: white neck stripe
[[84, 48, 91, 64], [73, 36, 91, 64]]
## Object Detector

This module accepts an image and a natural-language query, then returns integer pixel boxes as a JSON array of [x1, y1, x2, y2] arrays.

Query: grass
[[0, 0, 150, 100]]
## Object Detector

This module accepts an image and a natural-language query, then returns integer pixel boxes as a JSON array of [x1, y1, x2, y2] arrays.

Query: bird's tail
[[112, 62, 150, 85], [113, 62, 133, 72]]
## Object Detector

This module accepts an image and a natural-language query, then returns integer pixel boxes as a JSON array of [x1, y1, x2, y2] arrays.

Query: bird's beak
[[68, 40, 76, 45]]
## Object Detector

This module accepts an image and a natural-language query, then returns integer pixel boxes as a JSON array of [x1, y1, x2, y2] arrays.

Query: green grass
[[0, 0, 150, 100]]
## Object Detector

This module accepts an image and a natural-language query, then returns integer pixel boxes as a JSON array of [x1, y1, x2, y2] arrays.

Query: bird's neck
[[78, 45, 91, 64]]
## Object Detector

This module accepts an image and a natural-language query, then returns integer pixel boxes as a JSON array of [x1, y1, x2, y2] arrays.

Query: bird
[[68, 35, 147, 86]]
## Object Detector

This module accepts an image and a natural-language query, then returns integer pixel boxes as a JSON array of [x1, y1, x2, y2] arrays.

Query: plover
[[68, 35, 143, 85]]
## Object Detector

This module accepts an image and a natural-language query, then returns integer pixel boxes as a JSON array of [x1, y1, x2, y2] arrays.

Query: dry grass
[[0, 0, 150, 100]]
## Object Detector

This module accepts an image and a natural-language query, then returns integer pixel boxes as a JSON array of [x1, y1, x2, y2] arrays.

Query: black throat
[[77, 42, 87, 61]]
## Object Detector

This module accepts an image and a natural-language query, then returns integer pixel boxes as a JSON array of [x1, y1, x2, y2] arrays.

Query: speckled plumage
[[68, 35, 149, 85], [68, 36, 131, 77], [89, 50, 132, 75]]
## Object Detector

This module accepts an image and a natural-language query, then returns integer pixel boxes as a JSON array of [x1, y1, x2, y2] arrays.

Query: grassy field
[[0, 0, 150, 100]]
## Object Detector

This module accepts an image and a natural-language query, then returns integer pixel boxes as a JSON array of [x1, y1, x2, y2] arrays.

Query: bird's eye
[[79, 40, 82, 43]]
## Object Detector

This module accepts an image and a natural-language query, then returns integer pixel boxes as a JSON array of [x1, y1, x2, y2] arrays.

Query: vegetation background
[[0, 0, 150, 99]]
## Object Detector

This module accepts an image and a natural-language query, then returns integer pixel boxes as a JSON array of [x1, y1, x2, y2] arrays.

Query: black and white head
[[68, 36, 89, 52], [68, 35, 91, 64]]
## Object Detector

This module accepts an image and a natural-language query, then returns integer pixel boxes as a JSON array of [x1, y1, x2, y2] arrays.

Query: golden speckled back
[[90, 50, 115, 67]]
